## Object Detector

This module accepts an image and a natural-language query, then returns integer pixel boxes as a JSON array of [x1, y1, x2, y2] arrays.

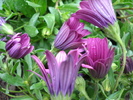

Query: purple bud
[[72, 0, 116, 28], [54, 17, 91, 50], [121, 57, 133, 74], [6, 33, 34, 59], [82, 38, 115, 79]]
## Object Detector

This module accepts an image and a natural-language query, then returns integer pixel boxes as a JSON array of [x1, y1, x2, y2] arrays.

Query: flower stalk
[[93, 80, 99, 100], [112, 36, 127, 92]]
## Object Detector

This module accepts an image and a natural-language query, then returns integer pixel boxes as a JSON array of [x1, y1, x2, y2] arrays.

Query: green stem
[[82, 90, 91, 100], [14, 24, 27, 31], [93, 80, 99, 100], [1, 88, 26, 93], [112, 36, 127, 93]]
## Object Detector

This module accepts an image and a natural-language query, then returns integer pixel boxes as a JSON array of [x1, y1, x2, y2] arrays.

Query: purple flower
[[30, 50, 85, 96], [72, 0, 116, 28], [121, 57, 133, 74], [82, 38, 114, 79], [54, 17, 91, 50], [6, 33, 34, 59], [0, 17, 6, 26]]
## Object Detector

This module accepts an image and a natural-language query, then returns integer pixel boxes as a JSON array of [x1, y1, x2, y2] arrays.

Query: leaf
[[14, 0, 35, 17], [3, 0, 16, 11], [122, 32, 130, 46], [0, 73, 25, 86], [49, 7, 62, 26], [11, 60, 20, 74], [37, 0, 47, 15], [0, 41, 6, 50], [0, 54, 4, 68], [30, 81, 46, 90], [24, 54, 32, 70], [108, 67, 115, 90], [10, 95, 34, 100], [58, 4, 79, 13], [43, 14, 55, 32], [29, 13, 40, 26], [106, 89, 124, 100], [24, 25, 39, 37], [0, 0, 3, 10], [26, 1, 41, 8]]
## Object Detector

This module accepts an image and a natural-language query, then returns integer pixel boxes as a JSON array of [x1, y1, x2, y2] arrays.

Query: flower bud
[[1, 23, 14, 35], [121, 57, 133, 74], [6, 33, 34, 59], [42, 27, 51, 38]]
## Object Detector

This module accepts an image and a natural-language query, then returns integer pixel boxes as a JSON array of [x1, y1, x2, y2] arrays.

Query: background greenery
[[0, 0, 133, 100]]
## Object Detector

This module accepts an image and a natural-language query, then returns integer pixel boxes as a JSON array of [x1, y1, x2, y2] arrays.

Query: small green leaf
[[49, 7, 62, 26], [29, 13, 40, 26], [108, 67, 115, 90], [43, 14, 55, 33], [38, 0, 47, 15], [24, 54, 32, 70], [24, 25, 39, 37], [106, 89, 124, 100], [14, 0, 35, 17], [10, 95, 34, 100], [26, 1, 41, 8], [0, 41, 6, 50], [30, 81, 46, 90], [0, 73, 25, 86], [34, 89, 42, 100], [11, 60, 20, 74], [58, 4, 79, 13], [0, 0, 3, 10]]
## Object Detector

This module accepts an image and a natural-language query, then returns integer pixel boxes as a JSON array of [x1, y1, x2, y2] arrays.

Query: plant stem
[[93, 80, 99, 100], [14, 24, 27, 31], [117, 14, 133, 19], [82, 90, 91, 100], [112, 36, 127, 93]]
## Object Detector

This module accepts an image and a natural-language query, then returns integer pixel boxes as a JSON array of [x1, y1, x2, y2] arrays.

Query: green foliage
[[0, 0, 133, 99]]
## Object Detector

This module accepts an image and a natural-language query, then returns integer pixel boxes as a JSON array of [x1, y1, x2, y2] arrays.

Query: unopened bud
[[42, 27, 51, 38], [1, 23, 14, 34]]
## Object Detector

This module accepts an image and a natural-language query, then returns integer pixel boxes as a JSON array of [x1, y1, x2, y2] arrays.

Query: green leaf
[[49, 7, 62, 26], [106, 89, 124, 100], [108, 67, 115, 90], [0, 41, 6, 50], [24, 25, 39, 37], [30, 81, 46, 90], [0, 0, 3, 10], [33, 89, 42, 100], [37, 0, 47, 15], [26, 1, 41, 8], [24, 54, 32, 70], [43, 14, 55, 32], [11, 60, 20, 74], [0, 73, 25, 86], [58, 4, 79, 13], [29, 13, 40, 26], [14, 0, 35, 17], [10, 95, 34, 100], [3, 0, 16, 11], [122, 32, 130, 46], [0, 54, 5, 68]]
